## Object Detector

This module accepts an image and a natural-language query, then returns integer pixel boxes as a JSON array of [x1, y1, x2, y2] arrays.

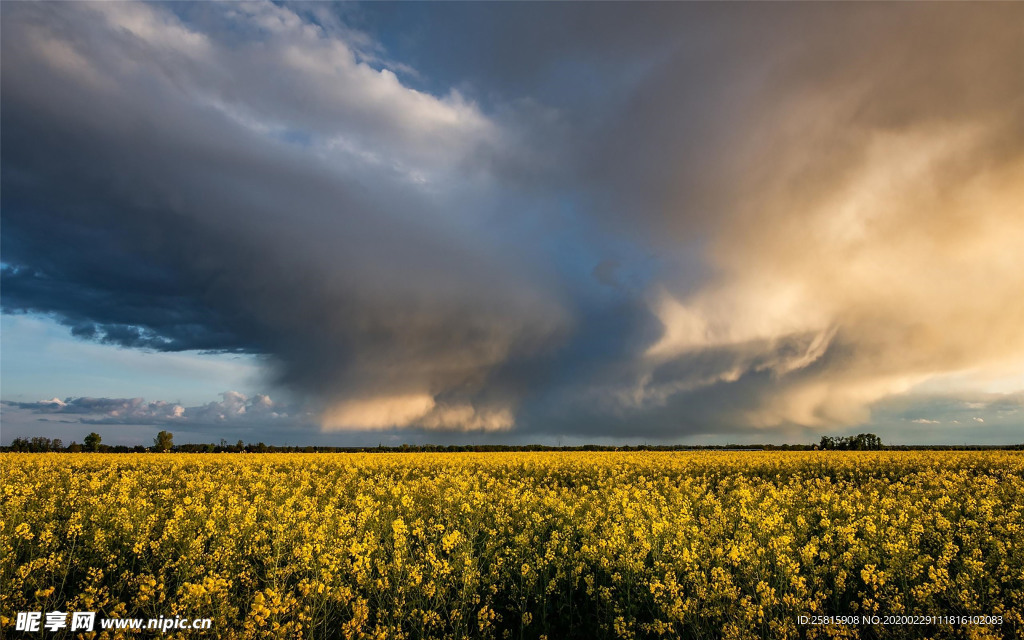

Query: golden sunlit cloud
[[647, 116, 1024, 427], [321, 393, 437, 430], [321, 395, 514, 432]]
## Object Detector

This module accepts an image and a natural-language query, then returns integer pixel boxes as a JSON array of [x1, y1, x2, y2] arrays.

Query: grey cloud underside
[[3, 2, 1023, 437], [2, 391, 304, 430]]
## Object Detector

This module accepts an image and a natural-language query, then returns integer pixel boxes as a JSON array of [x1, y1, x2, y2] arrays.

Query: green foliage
[[819, 433, 883, 451], [83, 432, 102, 452], [153, 430, 174, 452]]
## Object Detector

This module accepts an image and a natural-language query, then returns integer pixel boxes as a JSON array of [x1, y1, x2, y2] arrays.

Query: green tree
[[153, 430, 174, 452], [84, 432, 102, 452]]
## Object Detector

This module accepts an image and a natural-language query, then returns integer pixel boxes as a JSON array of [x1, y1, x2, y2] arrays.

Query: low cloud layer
[[3, 2, 1023, 441], [3, 391, 299, 427]]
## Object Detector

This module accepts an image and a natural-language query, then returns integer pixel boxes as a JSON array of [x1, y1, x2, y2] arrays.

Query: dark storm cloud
[[1, 1, 580, 431], [3, 1, 1023, 439]]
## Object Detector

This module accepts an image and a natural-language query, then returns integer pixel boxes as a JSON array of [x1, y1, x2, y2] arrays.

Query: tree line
[[6, 430, 175, 453], [818, 433, 883, 450], [4, 431, 1021, 453]]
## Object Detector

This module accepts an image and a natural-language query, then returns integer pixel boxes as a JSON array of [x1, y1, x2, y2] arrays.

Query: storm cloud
[[3, 2, 1023, 440]]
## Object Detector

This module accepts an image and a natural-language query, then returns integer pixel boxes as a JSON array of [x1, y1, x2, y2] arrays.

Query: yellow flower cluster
[[1, 452, 1021, 639]]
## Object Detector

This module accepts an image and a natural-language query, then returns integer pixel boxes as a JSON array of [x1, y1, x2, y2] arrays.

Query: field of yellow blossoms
[[2, 452, 1022, 639]]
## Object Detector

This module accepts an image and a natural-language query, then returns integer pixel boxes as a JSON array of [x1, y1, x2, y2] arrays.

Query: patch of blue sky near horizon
[[1, 313, 264, 406], [0, 409, 164, 448], [866, 387, 1024, 446], [862, 367, 1024, 444], [0, 403, 309, 448]]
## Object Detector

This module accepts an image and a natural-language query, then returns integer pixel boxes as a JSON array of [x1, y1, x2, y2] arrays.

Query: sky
[[2, 2, 1023, 447]]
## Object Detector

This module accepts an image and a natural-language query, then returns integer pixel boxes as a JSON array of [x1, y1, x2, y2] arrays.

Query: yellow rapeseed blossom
[[0, 451, 1021, 639]]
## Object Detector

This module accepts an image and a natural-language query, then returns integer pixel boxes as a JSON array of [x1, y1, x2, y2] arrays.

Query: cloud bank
[[4, 392, 297, 427], [3, 2, 1023, 440]]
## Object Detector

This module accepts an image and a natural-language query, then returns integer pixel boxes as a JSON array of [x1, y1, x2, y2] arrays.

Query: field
[[2, 452, 1022, 639]]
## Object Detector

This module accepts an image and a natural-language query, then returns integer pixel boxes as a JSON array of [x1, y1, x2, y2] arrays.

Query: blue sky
[[2, 2, 1023, 446], [2, 314, 261, 405]]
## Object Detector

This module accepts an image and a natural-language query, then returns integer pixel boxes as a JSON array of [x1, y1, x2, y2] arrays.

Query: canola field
[[2, 452, 1023, 639]]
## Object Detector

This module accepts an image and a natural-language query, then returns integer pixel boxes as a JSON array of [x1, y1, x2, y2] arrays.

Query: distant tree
[[68, 441, 83, 453], [153, 430, 174, 452], [84, 432, 102, 452]]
